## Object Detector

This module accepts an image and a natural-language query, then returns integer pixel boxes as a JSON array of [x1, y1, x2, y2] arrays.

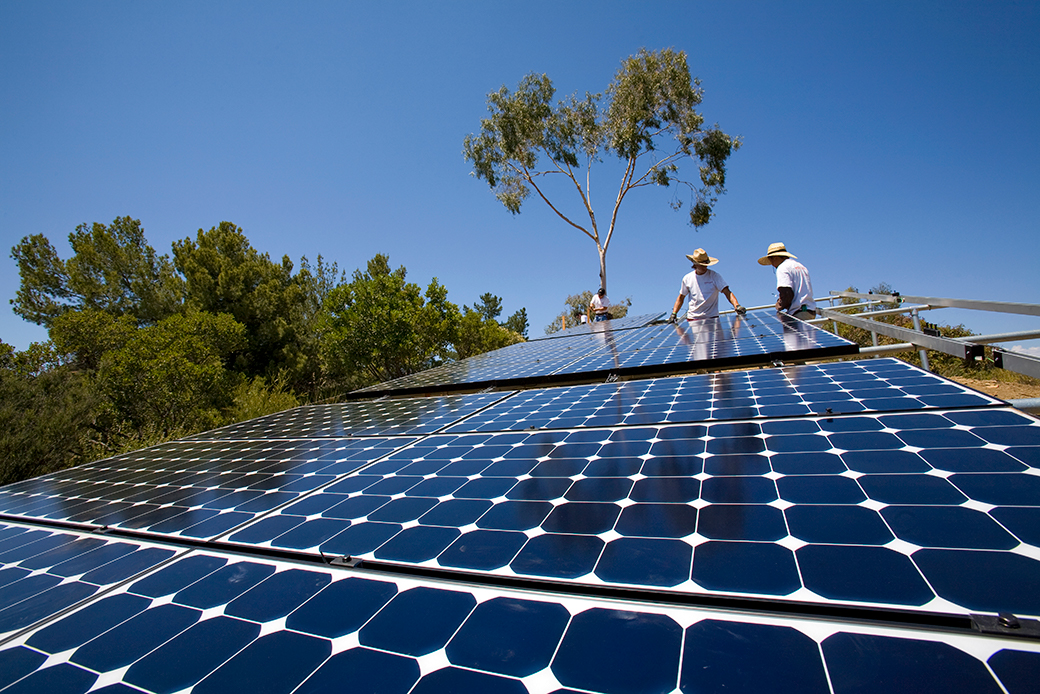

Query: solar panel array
[[2, 309, 1039, 693], [353, 310, 860, 396]]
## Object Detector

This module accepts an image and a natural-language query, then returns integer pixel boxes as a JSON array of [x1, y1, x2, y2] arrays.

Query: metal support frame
[[830, 291, 1040, 317], [993, 349, 1040, 381], [911, 308, 930, 371], [819, 308, 985, 362]]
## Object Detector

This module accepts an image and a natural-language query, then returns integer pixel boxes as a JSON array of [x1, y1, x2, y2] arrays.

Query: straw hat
[[757, 242, 797, 265], [685, 248, 718, 266]]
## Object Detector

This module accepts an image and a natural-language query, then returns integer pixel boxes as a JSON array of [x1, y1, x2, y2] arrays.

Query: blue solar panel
[[0, 437, 416, 539], [3, 341, 1040, 691], [353, 311, 859, 396], [0, 522, 179, 642], [212, 404, 1040, 620], [450, 358, 1001, 431], [0, 541, 1033, 694], [189, 391, 511, 440], [528, 311, 664, 339]]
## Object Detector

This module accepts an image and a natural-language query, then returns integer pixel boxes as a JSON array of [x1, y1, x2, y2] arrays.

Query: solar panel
[[353, 310, 859, 396], [0, 533, 1034, 694], [210, 403, 1040, 620], [3, 303, 1040, 692], [0, 437, 416, 540], [451, 358, 1002, 431], [527, 311, 664, 339], [189, 391, 511, 440], [0, 522, 179, 642]]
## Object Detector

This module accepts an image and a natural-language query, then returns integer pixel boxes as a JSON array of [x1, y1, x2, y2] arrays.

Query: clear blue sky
[[2, 1, 1038, 354]]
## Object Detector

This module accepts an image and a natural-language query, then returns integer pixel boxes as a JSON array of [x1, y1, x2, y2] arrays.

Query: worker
[[589, 287, 611, 322], [668, 248, 745, 322], [758, 242, 816, 320]]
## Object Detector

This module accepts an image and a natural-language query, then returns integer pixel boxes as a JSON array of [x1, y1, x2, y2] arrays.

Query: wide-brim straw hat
[[758, 242, 797, 265], [685, 248, 718, 266]]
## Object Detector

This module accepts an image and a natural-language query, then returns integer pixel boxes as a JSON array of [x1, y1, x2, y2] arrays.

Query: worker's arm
[[776, 286, 794, 312], [669, 295, 684, 322], [721, 287, 746, 315]]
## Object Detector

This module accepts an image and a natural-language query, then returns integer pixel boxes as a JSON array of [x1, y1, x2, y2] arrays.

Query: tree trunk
[[598, 245, 607, 293]]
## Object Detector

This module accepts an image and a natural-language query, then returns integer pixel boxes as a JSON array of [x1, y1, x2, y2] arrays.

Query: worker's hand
[[667, 312, 677, 324], [735, 305, 746, 316]]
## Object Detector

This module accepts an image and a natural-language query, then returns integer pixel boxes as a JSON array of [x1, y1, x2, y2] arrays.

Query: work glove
[[667, 312, 677, 324], [735, 305, 746, 316]]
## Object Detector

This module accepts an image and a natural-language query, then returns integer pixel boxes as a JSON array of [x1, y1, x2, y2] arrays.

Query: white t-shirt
[[678, 268, 728, 319], [590, 294, 610, 314], [775, 259, 815, 314]]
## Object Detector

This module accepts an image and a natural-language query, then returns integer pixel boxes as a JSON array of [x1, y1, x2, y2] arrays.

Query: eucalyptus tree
[[464, 48, 741, 293]]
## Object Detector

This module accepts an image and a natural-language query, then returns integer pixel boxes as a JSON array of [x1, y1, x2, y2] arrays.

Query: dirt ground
[[947, 376, 1040, 402]]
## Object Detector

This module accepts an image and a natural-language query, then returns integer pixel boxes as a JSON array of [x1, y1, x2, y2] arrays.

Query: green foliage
[[453, 307, 525, 360], [502, 307, 529, 339], [173, 222, 317, 390], [10, 217, 183, 328], [323, 254, 461, 386], [473, 292, 504, 321], [50, 309, 136, 372], [544, 291, 632, 334], [460, 292, 529, 346], [96, 312, 247, 435], [227, 375, 300, 424], [464, 48, 741, 291], [0, 347, 104, 485], [3, 222, 530, 486]]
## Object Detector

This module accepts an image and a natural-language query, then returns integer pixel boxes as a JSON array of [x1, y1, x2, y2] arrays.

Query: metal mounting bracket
[[971, 613, 1040, 640]]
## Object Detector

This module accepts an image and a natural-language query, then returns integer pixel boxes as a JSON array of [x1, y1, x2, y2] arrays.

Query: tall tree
[[323, 254, 460, 386], [464, 48, 740, 293], [172, 222, 314, 387], [466, 292, 529, 339], [473, 292, 504, 321], [502, 307, 529, 339], [10, 216, 183, 327]]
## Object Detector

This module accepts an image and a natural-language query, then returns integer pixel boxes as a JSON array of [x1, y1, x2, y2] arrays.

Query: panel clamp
[[971, 613, 1040, 640], [320, 551, 363, 569]]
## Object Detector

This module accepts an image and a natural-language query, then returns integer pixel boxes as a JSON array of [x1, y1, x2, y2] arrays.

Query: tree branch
[[511, 160, 599, 244]]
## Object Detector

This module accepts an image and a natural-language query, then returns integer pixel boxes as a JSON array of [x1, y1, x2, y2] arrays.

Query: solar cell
[[527, 311, 664, 339], [0, 544, 1033, 694]]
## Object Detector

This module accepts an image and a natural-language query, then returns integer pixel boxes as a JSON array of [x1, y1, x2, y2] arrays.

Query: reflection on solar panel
[[528, 311, 664, 339], [352, 310, 860, 397], [190, 391, 511, 440], [3, 307, 1040, 692]]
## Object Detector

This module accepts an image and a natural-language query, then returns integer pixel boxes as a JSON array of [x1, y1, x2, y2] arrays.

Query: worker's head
[[758, 242, 796, 267], [685, 248, 718, 274], [597, 288, 606, 296]]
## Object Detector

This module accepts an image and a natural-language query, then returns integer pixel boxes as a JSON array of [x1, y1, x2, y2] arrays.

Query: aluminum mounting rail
[[818, 308, 985, 361], [993, 348, 1040, 380], [830, 291, 1040, 317]]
